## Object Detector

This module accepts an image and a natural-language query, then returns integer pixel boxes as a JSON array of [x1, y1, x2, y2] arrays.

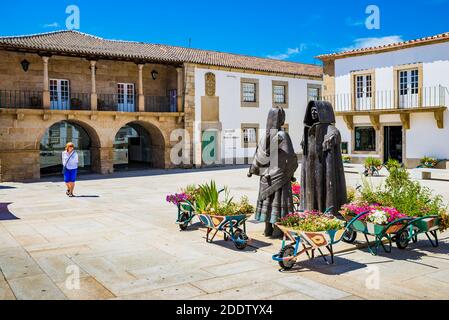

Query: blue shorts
[[64, 169, 78, 183]]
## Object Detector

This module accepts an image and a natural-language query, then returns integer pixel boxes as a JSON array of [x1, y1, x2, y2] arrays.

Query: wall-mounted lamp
[[151, 70, 159, 80], [21, 59, 30, 72]]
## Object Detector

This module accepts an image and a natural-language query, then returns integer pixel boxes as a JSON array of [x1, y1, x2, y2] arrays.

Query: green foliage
[[194, 181, 221, 214], [194, 181, 255, 216], [358, 167, 449, 231], [384, 159, 402, 172], [364, 157, 382, 169], [347, 187, 357, 203]]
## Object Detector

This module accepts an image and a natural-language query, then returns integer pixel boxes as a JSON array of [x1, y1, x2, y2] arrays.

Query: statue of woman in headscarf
[[248, 107, 298, 237], [300, 101, 347, 217]]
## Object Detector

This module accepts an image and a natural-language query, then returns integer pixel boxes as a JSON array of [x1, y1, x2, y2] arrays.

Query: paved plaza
[[1, 167, 449, 300]]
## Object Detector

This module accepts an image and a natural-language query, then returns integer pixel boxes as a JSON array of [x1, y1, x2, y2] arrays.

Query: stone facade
[[0, 108, 183, 181], [0, 51, 178, 96]]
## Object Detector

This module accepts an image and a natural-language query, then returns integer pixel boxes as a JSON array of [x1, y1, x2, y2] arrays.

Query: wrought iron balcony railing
[[322, 86, 448, 112], [0, 90, 43, 109]]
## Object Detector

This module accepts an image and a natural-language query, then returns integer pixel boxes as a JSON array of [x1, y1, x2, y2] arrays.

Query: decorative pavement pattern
[[0, 167, 449, 300]]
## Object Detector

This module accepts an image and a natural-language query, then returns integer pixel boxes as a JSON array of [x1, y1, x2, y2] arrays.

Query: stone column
[[91, 147, 114, 175], [90, 60, 98, 110], [176, 67, 184, 112], [138, 64, 145, 112], [42, 56, 51, 109]]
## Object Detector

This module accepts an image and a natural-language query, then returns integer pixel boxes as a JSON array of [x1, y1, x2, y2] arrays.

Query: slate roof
[[0, 30, 322, 78], [317, 31, 449, 60]]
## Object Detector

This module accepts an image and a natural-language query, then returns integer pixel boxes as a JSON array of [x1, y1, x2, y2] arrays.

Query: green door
[[202, 131, 218, 164]]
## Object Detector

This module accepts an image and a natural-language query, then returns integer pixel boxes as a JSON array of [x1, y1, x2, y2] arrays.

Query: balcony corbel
[[434, 110, 444, 129], [400, 113, 410, 130], [42, 113, 52, 121], [342, 114, 353, 130], [369, 115, 380, 131]]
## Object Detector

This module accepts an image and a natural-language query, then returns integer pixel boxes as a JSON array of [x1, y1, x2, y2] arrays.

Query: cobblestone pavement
[[1, 167, 449, 300]]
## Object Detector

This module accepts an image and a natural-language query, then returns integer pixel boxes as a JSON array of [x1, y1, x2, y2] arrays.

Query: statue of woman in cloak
[[248, 107, 298, 237], [300, 101, 347, 217]]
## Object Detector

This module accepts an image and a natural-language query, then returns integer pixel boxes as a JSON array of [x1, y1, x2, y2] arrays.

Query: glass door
[[117, 83, 135, 112], [399, 69, 419, 108], [384, 126, 403, 163], [50, 79, 70, 110], [355, 75, 372, 111]]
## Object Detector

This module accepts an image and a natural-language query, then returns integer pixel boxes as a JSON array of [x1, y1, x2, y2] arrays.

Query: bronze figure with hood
[[300, 101, 347, 217], [248, 107, 298, 237]]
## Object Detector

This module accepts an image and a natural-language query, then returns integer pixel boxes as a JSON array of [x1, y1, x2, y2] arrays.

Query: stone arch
[[37, 119, 103, 176], [112, 120, 167, 169]]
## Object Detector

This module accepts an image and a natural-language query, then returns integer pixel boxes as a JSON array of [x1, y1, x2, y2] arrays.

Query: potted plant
[[342, 155, 352, 164], [340, 203, 407, 235], [166, 184, 199, 231], [30, 95, 41, 108], [420, 156, 438, 168], [364, 157, 383, 176], [70, 98, 83, 110], [194, 181, 254, 249]]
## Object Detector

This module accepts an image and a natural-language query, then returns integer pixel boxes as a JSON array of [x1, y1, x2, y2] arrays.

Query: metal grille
[[242, 83, 256, 102]]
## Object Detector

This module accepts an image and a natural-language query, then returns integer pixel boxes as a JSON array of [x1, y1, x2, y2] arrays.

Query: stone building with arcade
[[0, 31, 322, 182]]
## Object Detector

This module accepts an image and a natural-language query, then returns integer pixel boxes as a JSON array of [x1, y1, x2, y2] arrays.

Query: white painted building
[[317, 32, 449, 167], [192, 66, 322, 166]]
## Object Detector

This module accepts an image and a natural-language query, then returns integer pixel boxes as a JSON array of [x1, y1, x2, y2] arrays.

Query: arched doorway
[[40, 121, 97, 176], [114, 123, 155, 170]]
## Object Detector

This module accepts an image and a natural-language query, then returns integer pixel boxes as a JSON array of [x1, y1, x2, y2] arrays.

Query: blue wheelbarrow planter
[[197, 213, 251, 250], [273, 223, 346, 271], [175, 201, 196, 231], [342, 212, 441, 255]]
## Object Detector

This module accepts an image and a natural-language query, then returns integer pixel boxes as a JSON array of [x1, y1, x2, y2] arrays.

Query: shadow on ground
[[0, 203, 20, 221], [27, 165, 251, 184]]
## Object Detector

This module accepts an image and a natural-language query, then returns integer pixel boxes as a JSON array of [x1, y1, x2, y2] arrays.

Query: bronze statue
[[300, 101, 347, 217], [248, 107, 298, 237]]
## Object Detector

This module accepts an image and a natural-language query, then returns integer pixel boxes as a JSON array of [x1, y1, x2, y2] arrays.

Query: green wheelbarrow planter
[[342, 212, 441, 255], [175, 201, 196, 231], [197, 213, 251, 250], [272, 223, 346, 271]]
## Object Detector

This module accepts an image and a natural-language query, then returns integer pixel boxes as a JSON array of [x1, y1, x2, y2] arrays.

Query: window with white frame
[[273, 85, 286, 104], [307, 85, 321, 102], [242, 83, 256, 102], [242, 125, 259, 148]]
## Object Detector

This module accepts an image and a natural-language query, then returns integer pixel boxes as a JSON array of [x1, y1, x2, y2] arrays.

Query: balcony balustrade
[[322, 86, 448, 113]]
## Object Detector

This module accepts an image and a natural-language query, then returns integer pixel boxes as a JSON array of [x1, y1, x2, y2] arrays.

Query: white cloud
[[340, 35, 404, 51], [43, 22, 60, 28], [267, 45, 306, 60], [345, 17, 364, 27]]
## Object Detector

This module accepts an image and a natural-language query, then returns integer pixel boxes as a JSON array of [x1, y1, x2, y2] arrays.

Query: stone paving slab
[[1, 167, 449, 300]]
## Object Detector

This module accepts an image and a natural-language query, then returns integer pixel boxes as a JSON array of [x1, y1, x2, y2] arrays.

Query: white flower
[[368, 210, 388, 225]]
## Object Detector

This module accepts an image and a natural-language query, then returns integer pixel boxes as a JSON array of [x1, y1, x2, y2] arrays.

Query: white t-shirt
[[62, 151, 79, 170]]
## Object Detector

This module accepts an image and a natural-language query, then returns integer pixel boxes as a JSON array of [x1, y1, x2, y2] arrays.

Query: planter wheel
[[179, 213, 190, 231], [233, 229, 249, 250], [278, 245, 296, 270], [396, 230, 410, 250], [342, 229, 357, 243], [223, 233, 229, 241]]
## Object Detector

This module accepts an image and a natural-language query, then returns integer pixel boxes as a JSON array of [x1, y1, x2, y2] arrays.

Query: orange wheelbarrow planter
[[272, 223, 346, 270]]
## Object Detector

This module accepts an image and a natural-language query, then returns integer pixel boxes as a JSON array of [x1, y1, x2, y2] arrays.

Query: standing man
[[62, 142, 79, 197]]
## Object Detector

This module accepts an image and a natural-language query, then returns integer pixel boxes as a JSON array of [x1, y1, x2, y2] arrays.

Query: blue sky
[[0, 0, 448, 64]]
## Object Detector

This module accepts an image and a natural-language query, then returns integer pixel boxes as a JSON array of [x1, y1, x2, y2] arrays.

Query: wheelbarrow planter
[[273, 223, 346, 271], [394, 215, 441, 249], [342, 211, 442, 255], [176, 201, 196, 231], [197, 213, 251, 250]]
